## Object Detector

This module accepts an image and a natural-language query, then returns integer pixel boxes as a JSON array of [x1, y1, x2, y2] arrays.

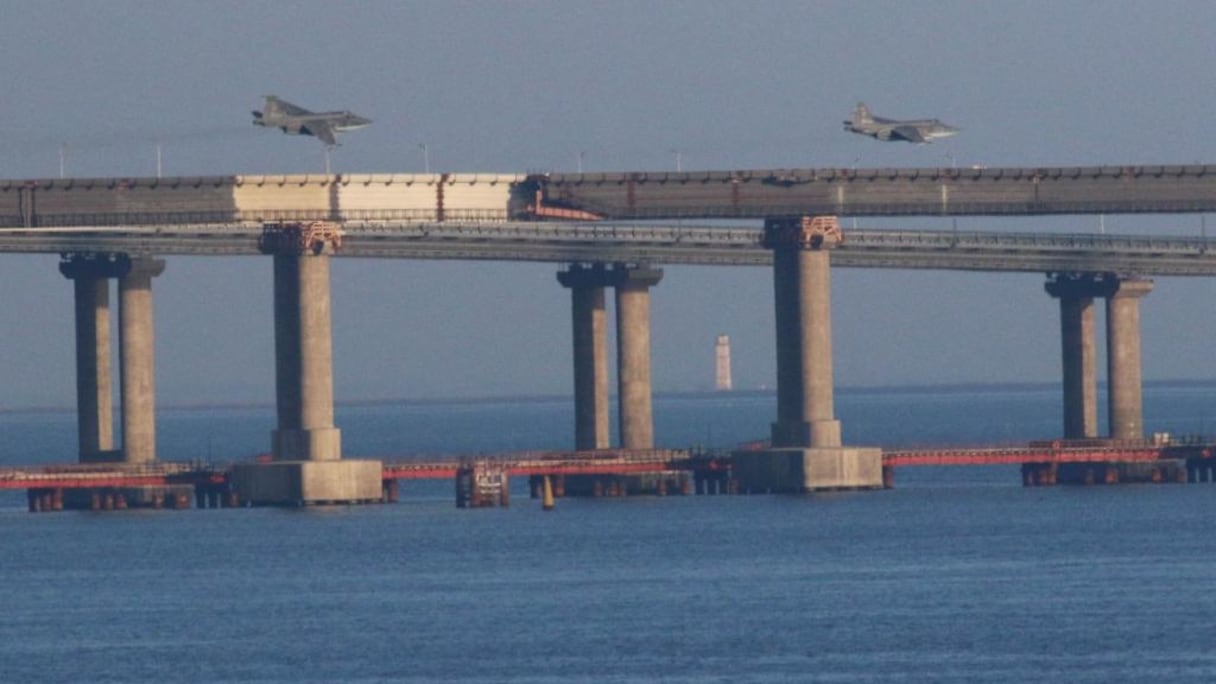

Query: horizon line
[[5, 377, 1216, 415]]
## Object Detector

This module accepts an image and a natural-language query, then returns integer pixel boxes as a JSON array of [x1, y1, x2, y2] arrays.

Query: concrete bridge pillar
[[59, 255, 127, 463], [557, 264, 612, 450], [1106, 278, 1153, 440], [611, 264, 663, 450], [118, 256, 165, 463], [732, 217, 881, 492], [767, 218, 841, 448], [232, 225, 381, 506], [271, 252, 341, 461], [1045, 274, 1115, 439]]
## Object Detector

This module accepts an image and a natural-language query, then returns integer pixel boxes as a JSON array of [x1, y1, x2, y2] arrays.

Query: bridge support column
[[769, 228, 840, 449], [232, 225, 381, 506], [1045, 274, 1115, 439], [611, 264, 663, 450], [60, 255, 126, 463], [1106, 278, 1153, 441], [269, 252, 342, 461], [557, 264, 612, 450], [118, 257, 165, 464], [735, 217, 881, 492]]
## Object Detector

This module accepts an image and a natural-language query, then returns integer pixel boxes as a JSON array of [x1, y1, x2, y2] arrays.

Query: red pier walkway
[[883, 439, 1216, 486], [381, 448, 705, 480], [0, 462, 223, 490], [4, 440, 1216, 511]]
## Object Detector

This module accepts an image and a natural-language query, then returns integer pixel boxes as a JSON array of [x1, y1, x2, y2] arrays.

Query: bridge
[[3, 164, 1216, 506]]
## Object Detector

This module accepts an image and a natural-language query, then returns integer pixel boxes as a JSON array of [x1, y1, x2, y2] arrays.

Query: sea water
[[2, 385, 1216, 683]]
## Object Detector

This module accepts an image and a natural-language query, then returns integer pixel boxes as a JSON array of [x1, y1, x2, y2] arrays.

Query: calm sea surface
[[3, 385, 1216, 683]]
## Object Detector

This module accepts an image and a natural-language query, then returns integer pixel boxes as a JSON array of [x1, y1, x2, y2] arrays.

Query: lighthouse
[[715, 335, 732, 391]]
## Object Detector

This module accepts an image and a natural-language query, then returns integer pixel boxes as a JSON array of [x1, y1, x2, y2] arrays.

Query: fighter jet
[[251, 96, 372, 147], [843, 102, 959, 144]]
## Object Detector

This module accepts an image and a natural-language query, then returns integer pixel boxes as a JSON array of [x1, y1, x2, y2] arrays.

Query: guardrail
[[0, 461, 219, 489]]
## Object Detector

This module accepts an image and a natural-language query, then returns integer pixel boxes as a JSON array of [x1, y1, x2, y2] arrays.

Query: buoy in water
[[542, 475, 556, 511]]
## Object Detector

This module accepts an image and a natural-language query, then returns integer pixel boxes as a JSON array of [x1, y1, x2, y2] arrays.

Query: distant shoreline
[[5, 378, 1216, 416]]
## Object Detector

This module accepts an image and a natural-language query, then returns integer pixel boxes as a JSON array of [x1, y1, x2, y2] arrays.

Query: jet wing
[[890, 125, 928, 144], [300, 119, 338, 146], [271, 97, 313, 117]]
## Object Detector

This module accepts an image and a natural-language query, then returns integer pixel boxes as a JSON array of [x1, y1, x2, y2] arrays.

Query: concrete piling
[[60, 256, 127, 463], [232, 226, 382, 506], [1045, 274, 1114, 439], [1106, 279, 1153, 440], [119, 257, 166, 464], [612, 265, 663, 450], [382, 479, 400, 503], [736, 217, 882, 493], [270, 252, 341, 462], [558, 265, 612, 450]]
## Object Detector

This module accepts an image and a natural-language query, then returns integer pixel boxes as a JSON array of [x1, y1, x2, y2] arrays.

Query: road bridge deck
[[5, 223, 1216, 275]]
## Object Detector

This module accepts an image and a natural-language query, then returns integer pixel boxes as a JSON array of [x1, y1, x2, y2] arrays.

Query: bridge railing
[[8, 219, 1216, 252], [0, 461, 214, 484], [848, 230, 1213, 253]]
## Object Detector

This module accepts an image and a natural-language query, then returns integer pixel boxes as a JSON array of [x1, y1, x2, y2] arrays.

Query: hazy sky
[[3, 0, 1216, 410]]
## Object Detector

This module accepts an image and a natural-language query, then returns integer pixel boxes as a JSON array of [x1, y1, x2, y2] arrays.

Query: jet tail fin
[[261, 96, 285, 118], [852, 102, 873, 126]]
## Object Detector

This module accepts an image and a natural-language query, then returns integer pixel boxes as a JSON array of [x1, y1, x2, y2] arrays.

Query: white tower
[[715, 334, 732, 391]]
